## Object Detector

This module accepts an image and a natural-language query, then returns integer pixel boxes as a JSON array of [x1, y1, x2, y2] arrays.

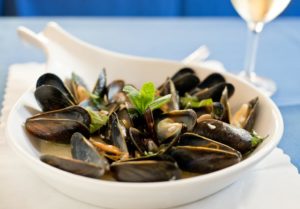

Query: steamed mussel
[[25, 67, 263, 182]]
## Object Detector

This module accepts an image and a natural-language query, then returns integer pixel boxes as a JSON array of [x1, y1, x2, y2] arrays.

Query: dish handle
[[17, 26, 49, 55]]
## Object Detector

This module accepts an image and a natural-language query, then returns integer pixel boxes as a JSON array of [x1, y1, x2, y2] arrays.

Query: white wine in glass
[[231, 0, 291, 96]]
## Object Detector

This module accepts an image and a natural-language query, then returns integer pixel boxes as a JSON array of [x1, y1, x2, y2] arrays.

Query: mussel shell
[[129, 127, 148, 155], [71, 132, 109, 170], [159, 79, 179, 111], [111, 160, 181, 182], [29, 106, 91, 127], [211, 102, 225, 120], [171, 67, 195, 81], [171, 68, 200, 96], [110, 113, 129, 153], [92, 68, 107, 98], [170, 145, 241, 173], [242, 97, 259, 131], [156, 118, 182, 144], [107, 80, 125, 103], [219, 87, 232, 123], [198, 73, 226, 89], [144, 108, 158, 143], [178, 133, 241, 154], [193, 119, 255, 154], [162, 109, 197, 131], [35, 85, 75, 112], [117, 107, 133, 129], [36, 73, 76, 104], [192, 82, 234, 102], [25, 118, 90, 144], [41, 154, 104, 179]]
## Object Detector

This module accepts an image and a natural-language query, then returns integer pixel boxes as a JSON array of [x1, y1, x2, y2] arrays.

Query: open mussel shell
[[156, 118, 182, 144], [41, 154, 104, 179], [35, 85, 75, 112], [129, 127, 148, 155], [171, 68, 200, 96], [111, 160, 181, 182], [159, 79, 179, 112], [162, 109, 197, 131], [192, 82, 235, 102], [232, 97, 259, 131], [170, 133, 241, 173], [194, 119, 259, 154], [110, 113, 129, 154], [219, 87, 232, 123], [71, 132, 109, 170], [117, 107, 133, 129], [92, 68, 107, 98], [36, 73, 76, 104], [25, 106, 90, 144], [67, 72, 90, 103], [107, 80, 125, 103], [144, 108, 158, 143]]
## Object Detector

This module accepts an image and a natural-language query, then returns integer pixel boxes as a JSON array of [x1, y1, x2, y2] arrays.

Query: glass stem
[[244, 29, 260, 81]]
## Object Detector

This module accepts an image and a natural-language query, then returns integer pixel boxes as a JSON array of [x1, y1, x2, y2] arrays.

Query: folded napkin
[[0, 63, 299, 209]]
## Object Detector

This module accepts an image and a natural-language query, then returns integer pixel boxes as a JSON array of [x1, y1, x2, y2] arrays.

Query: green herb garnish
[[123, 82, 171, 114], [180, 94, 213, 109], [85, 107, 109, 133], [251, 131, 265, 148]]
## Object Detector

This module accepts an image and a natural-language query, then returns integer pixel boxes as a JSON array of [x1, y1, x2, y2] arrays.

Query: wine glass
[[231, 0, 291, 96]]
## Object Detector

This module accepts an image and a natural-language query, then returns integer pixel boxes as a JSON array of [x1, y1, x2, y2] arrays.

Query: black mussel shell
[[171, 68, 200, 96], [107, 80, 125, 103], [25, 118, 90, 144], [156, 118, 182, 144], [194, 119, 259, 154], [92, 68, 107, 98], [111, 160, 181, 182], [170, 133, 241, 173], [29, 106, 91, 127], [160, 79, 179, 111], [110, 113, 129, 153], [25, 106, 91, 144], [192, 82, 234, 102], [232, 97, 259, 131], [171, 67, 195, 81], [162, 109, 197, 131], [36, 73, 76, 104], [198, 73, 226, 89], [41, 154, 104, 179], [35, 85, 75, 112], [71, 132, 109, 170], [129, 127, 148, 155]]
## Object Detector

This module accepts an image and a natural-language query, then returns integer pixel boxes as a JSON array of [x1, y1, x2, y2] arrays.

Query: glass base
[[239, 72, 276, 97]]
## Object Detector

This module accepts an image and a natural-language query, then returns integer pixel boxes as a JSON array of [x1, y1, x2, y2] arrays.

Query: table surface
[[0, 17, 299, 171]]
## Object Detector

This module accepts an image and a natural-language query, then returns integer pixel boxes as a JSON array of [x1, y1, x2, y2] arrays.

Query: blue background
[[1, 0, 300, 16]]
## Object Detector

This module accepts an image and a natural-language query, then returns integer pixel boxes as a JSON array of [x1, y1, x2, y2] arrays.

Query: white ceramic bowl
[[6, 22, 283, 209]]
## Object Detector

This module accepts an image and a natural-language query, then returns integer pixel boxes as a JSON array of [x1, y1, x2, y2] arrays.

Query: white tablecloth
[[0, 63, 299, 209]]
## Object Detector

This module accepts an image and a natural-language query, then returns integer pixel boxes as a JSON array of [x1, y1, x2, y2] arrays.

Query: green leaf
[[123, 85, 143, 114], [181, 96, 213, 109], [149, 94, 171, 110], [251, 131, 265, 148], [140, 82, 156, 111], [123, 82, 158, 114], [86, 107, 109, 133]]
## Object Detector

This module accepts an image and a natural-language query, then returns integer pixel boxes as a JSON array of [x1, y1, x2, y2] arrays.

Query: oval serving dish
[[6, 22, 283, 209]]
